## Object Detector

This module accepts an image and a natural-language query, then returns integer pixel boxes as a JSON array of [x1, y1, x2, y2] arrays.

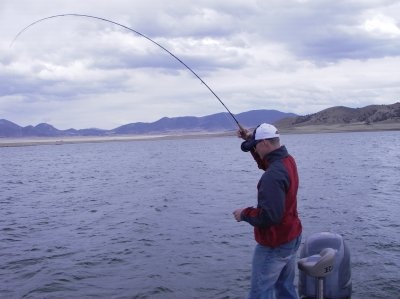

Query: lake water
[[1, 131, 399, 299]]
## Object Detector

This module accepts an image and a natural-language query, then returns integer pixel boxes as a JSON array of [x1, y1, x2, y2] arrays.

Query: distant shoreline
[[278, 122, 400, 134], [0, 132, 233, 147], [1, 123, 399, 147]]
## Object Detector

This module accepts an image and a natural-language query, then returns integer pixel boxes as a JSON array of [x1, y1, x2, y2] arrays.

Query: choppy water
[[1, 131, 399, 299]]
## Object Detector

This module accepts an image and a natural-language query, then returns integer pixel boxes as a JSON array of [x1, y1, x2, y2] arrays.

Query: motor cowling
[[298, 232, 352, 299]]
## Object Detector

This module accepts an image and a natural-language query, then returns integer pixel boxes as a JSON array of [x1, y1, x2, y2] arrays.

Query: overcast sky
[[1, 0, 399, 129]]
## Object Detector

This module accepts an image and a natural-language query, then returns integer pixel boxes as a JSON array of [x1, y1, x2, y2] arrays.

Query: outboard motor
[[298, 232, 352, 299]]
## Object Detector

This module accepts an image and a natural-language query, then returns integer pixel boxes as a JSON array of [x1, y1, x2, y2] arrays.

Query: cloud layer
[[1, 0, 399, 129]]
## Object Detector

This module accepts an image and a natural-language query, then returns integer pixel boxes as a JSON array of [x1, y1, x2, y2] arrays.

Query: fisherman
[[234, 123, 302, 299]]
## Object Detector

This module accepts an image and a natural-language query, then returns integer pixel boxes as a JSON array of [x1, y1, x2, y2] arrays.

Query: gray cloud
[[244, 0, 400, 61]]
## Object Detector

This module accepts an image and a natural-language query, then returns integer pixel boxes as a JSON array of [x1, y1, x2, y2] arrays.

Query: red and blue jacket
[[241, 145, 302, 248]]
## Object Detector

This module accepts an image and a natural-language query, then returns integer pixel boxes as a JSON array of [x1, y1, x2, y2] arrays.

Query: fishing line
[[10, 13, 244, 131]]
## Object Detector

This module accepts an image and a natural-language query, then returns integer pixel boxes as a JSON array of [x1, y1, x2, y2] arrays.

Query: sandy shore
[[0, 132, 234, 147], [279, 122, 400, 134], [1, 123, 399, 147]]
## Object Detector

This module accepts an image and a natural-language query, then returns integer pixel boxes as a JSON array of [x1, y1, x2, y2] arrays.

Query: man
[[233, 123, 302, 299]]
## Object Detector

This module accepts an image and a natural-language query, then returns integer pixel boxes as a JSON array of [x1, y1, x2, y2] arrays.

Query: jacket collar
[[263, 145, 288, 164]]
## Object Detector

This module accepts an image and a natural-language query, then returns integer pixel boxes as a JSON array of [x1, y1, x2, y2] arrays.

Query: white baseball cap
[[241, 123, 280, 152], [254, 123, 280, 140]]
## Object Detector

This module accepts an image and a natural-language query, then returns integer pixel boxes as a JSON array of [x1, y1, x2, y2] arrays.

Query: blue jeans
[[248, 235, 301, 299]]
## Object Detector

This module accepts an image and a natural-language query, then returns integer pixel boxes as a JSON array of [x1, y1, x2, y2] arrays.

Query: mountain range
[[1, 102, 399, 138], [0, 109, 296, 138]]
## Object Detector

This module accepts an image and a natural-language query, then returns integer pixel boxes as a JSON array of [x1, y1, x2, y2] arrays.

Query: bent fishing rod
[[11, 13, 245, 132]]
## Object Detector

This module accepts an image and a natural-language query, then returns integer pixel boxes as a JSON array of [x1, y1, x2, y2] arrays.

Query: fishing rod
[[10, 13, 245, 132]]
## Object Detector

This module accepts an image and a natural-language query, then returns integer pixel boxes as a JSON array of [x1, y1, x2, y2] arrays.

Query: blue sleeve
[[242, 162, 289, 227]]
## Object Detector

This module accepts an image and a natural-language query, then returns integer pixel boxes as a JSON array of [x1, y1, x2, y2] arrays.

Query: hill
[[275, 102, 400, 133]]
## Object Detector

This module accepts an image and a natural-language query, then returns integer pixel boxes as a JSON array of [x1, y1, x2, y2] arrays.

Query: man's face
[[254, 139, 273, 158], [254, 139, 265, 156]]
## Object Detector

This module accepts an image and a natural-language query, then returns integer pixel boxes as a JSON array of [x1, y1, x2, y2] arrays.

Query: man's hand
[[237, 128, 251, 140], [233, 208, 244, 222]]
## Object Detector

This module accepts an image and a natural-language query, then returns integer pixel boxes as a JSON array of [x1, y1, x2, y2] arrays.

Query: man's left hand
[[233, 208, 244, 222]]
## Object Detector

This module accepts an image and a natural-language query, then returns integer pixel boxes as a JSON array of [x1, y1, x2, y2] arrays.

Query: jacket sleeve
[[241, 165, 289, 227]]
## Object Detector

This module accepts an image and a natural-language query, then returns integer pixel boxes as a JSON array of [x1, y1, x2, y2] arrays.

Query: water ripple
[[1, 133, 399, 298]]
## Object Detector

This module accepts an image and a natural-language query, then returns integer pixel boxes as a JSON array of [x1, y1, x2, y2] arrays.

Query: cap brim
[[241, 139, 257, 152]]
